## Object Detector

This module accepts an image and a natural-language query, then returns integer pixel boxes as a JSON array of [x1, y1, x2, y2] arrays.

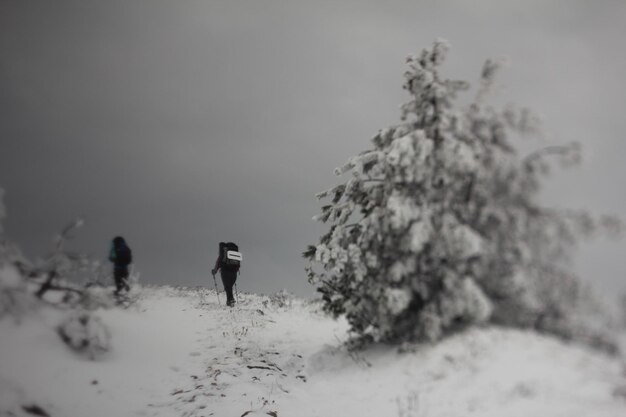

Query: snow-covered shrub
[[33, 218, 95, 300], [0, 263, 37, 321], [269, 289, 294, 308], [57, 311, 111, 359], [0, 190, 37, 320], [0, 188, 122, 356], [3, 212, 104, 308], [305, 40, 620, 347]]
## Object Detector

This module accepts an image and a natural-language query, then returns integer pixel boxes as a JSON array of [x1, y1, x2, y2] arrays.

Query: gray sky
[[1, 0, 625, 298]]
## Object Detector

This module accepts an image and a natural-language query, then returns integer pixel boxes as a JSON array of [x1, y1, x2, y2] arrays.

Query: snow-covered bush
[[0, 263, 37, 321], [305, 40, 620, 348], [33, 218, 95, 300], [0, 190, 103, 308], [0, 187, 124, 354], [0, 190, 37, 320], [269, 289, 294, 308], [57, 311, 111, 359]]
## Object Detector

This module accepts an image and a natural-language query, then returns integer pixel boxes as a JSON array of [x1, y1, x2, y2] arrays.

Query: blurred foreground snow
[[0, 285, 624, 416]]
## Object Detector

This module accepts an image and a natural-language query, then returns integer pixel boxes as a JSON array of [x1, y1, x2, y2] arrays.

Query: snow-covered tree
[[305, 40, 620, 348]]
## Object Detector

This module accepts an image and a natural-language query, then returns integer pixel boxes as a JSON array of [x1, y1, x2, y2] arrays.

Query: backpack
[[116, 245, 132, 266], [221, 242, 242, 271]]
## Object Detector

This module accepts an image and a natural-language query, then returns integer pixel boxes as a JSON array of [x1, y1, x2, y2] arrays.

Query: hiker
[[211, 242, 241, 307], [109, 236, 132, 294]]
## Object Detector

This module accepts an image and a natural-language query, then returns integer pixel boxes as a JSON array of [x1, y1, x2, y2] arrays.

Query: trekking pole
[[235, 269, 241, 303], [212, 272, 221, 305]]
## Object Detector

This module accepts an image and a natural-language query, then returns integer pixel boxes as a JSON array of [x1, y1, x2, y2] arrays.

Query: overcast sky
[[1, 0, 625, 298]]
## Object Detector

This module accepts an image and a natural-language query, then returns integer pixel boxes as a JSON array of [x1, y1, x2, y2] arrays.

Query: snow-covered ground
[[1, 286, 625, 417]]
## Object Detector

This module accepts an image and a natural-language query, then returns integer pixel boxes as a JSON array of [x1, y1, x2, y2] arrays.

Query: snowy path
[[156, 290, 347, 416], [1, 287, 625, 417]]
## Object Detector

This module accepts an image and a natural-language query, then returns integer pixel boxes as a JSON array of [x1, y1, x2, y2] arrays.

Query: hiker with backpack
[[109, 236, 132, 294], [211, 242, 241, 307]]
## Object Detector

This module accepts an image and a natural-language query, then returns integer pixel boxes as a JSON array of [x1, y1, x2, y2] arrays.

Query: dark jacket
[[109, 237, 132, 270]]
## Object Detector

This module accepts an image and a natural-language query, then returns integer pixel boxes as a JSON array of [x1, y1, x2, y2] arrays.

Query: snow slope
[[1, 286, 625, 417]]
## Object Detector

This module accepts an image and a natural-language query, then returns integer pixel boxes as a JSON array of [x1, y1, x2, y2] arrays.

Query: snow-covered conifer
[[305, 40, 619, 347]]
